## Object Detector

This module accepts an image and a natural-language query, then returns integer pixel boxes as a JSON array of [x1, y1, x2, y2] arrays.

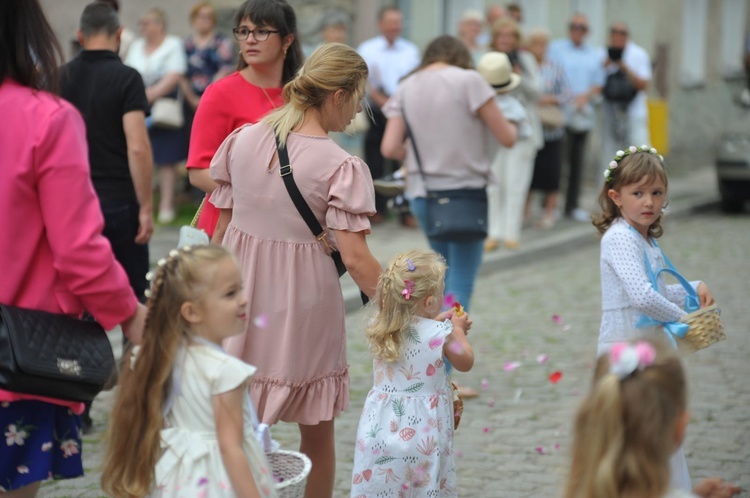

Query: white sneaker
[[157, 209, 176, 224], [741, 88, 750, 106]]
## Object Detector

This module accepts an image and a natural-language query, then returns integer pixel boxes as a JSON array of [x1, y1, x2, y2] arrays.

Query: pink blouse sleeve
[[326, 156, 376, 233], [208, 125, 248, 209], [36, 103, 137, 330]]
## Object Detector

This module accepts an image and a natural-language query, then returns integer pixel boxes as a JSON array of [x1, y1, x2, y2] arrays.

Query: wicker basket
[[267, 450, 312, 498], [451, 381, 464, 430], [677, 304, 726, 354]]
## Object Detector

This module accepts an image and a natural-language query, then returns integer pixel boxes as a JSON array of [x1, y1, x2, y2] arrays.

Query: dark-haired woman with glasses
[[187, 0, 304, 237]]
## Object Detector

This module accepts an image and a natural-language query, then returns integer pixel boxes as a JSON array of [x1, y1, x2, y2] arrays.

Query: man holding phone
[[599, 21, 652, 175]]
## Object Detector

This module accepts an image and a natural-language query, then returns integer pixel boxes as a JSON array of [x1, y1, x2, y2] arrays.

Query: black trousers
[[100, 200, 149, 302], [364, 104, 391, 215], [563, 129, 589, 216]]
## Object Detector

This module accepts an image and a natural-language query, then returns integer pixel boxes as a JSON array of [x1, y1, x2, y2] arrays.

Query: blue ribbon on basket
[[634, 228, 700, 349]]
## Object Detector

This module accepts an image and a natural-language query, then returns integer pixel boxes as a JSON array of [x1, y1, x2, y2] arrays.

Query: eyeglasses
[[569, 23, 588, 32], [232, 27, 279, 42]]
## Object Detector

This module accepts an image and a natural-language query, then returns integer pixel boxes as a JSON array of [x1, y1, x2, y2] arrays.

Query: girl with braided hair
[[102, 245, 276, 497], [351, 249, 474, 497]]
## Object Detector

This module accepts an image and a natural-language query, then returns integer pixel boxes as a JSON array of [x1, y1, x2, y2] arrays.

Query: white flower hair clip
[[609, 341, 656, 379], [604, 145, 664, 184]]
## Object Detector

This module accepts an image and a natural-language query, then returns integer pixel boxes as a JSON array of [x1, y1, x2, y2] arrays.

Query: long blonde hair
[[262, 42, 368, 146], [101, 245, 233, 497], [564, 339, 686, 498], [366, 250, 447, 362], [593, 151, 669, 238]]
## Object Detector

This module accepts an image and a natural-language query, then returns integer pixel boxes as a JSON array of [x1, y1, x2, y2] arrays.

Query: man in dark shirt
[[61, 1, 153, 302], [60, 2, 153, 432]]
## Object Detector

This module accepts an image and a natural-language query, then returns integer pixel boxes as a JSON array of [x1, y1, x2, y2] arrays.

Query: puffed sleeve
[[208, 124, 248, 209], [603, 227, 686, 323], [325, 156, 376, 233], [212, 354, 258, 395]]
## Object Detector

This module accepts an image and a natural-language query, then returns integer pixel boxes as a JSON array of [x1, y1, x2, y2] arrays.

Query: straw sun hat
[[476, 52, 521, 94]]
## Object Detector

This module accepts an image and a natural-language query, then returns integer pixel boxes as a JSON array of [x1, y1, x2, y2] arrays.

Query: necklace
[[259, 85, 278, 109]]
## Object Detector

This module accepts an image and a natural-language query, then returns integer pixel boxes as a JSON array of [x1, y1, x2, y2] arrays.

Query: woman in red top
[[187, 0, 304, 236]]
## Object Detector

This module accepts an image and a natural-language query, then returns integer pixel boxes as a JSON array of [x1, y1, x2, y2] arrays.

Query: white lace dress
[[598, 218, 700, 354], [154, 343, 277, 497]]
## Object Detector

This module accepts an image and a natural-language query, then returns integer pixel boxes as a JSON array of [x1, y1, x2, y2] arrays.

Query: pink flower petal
[[552, 314, 562, 324], [487, 399, 496, 408], [483, 427, 490, 433], [443, 293, 457, 308], [536, 354, 548, 364], [554, 443, 560, 450], [535, 446, 545, 454], [480, 379, 489, 389], [253, 313, 268, 329], [455, 449, 464, 458], [503, 361, 521, 371]]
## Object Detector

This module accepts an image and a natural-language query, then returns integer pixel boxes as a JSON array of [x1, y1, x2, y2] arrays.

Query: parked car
[[715, 132, 750, 212]]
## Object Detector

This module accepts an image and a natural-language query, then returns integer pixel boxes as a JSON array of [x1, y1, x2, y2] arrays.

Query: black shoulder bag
[[275, 135, 369, 305], [402, 102, 488, 242], [0, 304, 116, 402]]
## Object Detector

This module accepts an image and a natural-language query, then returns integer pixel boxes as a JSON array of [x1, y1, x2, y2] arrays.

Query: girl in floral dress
[[102, 245, 276, 498], [351, 250, 474, 498]]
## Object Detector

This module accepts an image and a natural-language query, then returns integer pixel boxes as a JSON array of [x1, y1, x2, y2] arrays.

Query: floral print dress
[[351, 318, 456, 498]]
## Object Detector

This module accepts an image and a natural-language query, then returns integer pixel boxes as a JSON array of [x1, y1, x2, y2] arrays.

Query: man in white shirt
[[600, 21, 652, 176], [357, 6, 420, 225]]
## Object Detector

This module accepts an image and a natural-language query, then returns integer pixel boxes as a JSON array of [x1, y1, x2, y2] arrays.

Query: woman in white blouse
[[126, 8, 187, 223]]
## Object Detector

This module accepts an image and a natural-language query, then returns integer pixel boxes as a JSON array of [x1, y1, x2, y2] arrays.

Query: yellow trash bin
[[648, 98, 669, 156]]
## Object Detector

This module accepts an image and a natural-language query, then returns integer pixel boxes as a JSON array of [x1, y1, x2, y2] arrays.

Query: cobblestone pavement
[[39, 208, 749, 497]]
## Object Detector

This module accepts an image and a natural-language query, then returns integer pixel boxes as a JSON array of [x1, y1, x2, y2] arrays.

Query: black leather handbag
[[402, 105, 488, 242], [0, 304, 116, 402], [603, 69, 638, 103]]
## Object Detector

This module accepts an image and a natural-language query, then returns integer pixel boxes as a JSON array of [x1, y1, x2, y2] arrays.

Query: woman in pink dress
[[0, 0, 146, 494], [210, 43, 381, 498]]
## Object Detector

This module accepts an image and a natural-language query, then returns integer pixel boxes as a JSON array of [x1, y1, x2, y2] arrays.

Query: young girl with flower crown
[[592, 146, 716, 490], [350, 249, 474, 498], [564, 339, 740, 498], [101, 245, 276, 498]]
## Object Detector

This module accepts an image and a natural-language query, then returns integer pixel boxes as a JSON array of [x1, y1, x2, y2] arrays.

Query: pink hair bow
[[609, 341, 656, 379], [402, 280, 415, 300]]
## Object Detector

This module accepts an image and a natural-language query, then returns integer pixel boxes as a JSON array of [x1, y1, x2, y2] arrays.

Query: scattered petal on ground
[[552, 314, 562, 324], [483, 427, 490, 433], [253, 313, 268, 329], [481, 379, 489, 389], [548, 371, 563, 384], [487, 399, 496, 408], [504, 361, 521, 371], [535, 446, 545, 454], [554, 443, 560, 450], [536, 354, 548, 364], [455, 449, 463, 458]]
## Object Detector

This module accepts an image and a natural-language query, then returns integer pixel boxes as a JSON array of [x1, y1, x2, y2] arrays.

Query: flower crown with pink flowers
[[604, 145, 664, 184]]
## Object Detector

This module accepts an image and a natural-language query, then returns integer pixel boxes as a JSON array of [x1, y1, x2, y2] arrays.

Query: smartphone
[[608, 47, 624, 61]]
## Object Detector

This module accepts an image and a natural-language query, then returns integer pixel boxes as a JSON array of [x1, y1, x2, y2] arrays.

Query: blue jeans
[[411, 197, 484, 375]]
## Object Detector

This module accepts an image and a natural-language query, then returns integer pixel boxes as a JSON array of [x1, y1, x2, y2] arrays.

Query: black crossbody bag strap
[[274, 134, 369, 305], [275, 134, 327, 241]]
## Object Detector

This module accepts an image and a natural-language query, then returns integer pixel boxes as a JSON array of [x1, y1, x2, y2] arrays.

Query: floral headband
[[604, 145, 664, 184], [609, 341, 656, 379], [144, 246, 195, 298]]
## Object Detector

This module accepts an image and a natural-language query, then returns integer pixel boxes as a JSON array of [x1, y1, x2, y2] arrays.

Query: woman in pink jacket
[[0, 1, 146, 495]]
